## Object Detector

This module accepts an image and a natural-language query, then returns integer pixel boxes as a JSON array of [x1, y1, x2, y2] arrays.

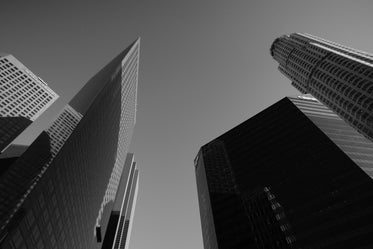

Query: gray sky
[[2, 0, 373, 248]]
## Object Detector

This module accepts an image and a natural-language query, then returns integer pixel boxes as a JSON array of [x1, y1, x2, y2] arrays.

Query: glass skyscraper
[[271, 33, 373, 141], [195, 96, 373, 249], [0, 54, 58, 153], [0, 38, 140, 249], [0, 104, 83, 233]]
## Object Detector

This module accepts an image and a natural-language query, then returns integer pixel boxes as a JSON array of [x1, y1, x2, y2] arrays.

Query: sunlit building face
[[271, 33, 373, 141]]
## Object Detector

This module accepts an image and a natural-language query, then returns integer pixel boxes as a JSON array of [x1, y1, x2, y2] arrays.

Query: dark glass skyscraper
[[289, 95, 373, 178], [271, 33, 373, 141], [0, 39, 140, 249], [195, 96, 373, 249]]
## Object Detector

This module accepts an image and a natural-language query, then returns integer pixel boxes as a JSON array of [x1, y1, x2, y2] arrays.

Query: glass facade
[[271, 33, 373, 141], [0, 39, 140, 249], [0, 106, 82, 234], [195, 97, 373, 248], [289, 95, 373, 179]]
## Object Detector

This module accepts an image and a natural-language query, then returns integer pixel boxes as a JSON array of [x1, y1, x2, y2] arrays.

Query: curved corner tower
[[271, 33, 373, 141]]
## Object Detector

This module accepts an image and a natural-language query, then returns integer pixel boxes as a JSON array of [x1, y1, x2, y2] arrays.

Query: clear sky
[[2, 0, 373, 248]]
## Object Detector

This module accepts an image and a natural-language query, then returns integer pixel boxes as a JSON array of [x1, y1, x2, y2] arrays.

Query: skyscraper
[[0, 54, 58, 153], [0, 104, 83, 233], [101, 153, 139, 249], [0, 38, 140, 249], [195, 96, 373, 249], [270, 33, 373, 141]]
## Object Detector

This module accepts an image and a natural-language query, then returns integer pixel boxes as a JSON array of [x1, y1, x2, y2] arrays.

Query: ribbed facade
[[271, 33, 373, 141], [113, 168, 139, 249], [0, 39, 140, 249], [195, 97, 373, 249], [289, 95, 373, 179], [101, 154, 139, 249], [0, 54, 58, 152]]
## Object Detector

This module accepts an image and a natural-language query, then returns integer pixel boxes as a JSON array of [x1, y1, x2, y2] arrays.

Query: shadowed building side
[[0, 144, 28, 176], [0, 131, 52, 234], [0, 117, 31, 153], [195, 97, 373, 249], [289, 95, 373, 179], [195, 140, 249, 249], [0, 105, 82, 238]]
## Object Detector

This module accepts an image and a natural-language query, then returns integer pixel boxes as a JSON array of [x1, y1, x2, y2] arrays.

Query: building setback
[[195, 96, 373, 249], [270, 33, 373, 141], [0, 54, 58, 153], [0, 38, 140, 249], [0, 144, 28, 176], [101, 153, 139, 249], [0, 104, 83, 233]]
